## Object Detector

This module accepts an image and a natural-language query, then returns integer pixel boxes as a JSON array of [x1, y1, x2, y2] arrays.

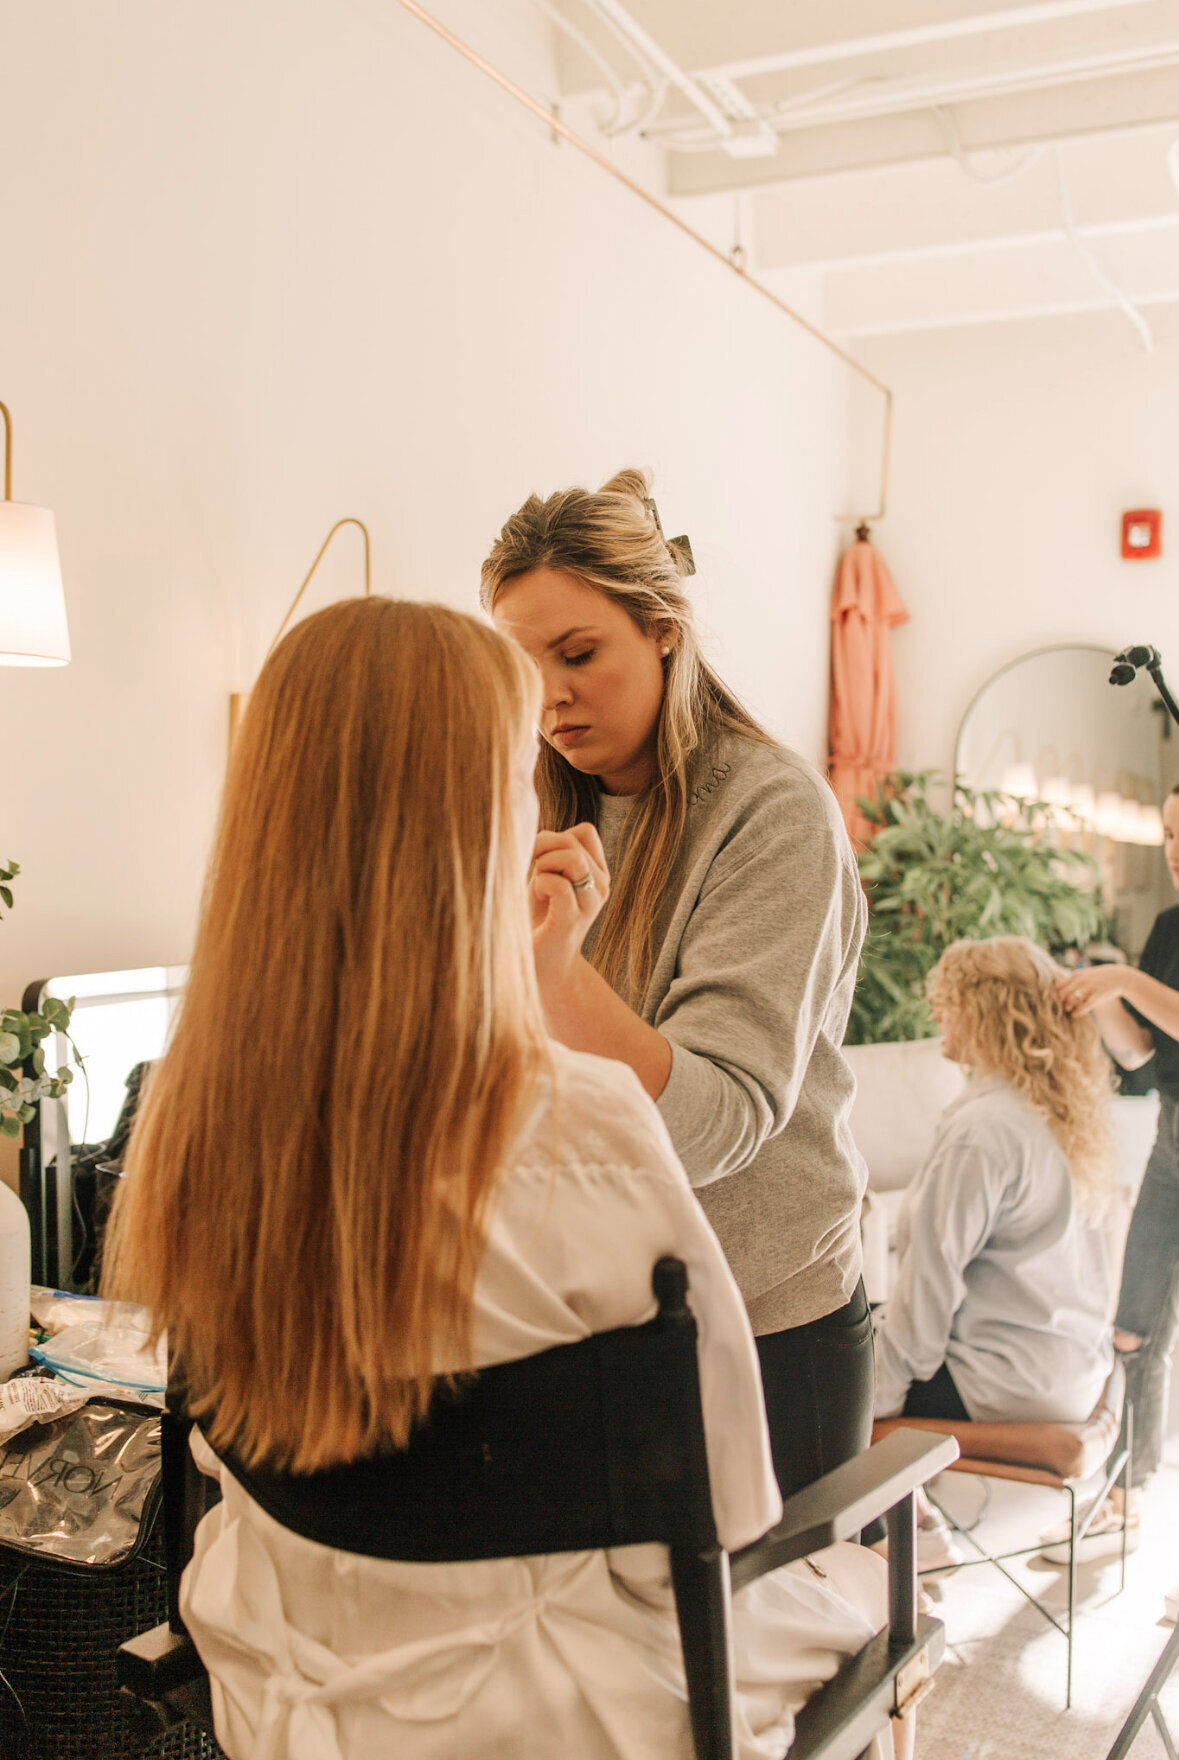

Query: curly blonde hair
[[928, 937, 1116, 1211]]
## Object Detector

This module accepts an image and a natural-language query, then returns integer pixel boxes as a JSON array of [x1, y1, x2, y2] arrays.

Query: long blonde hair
[[929, 937, 1115, 1208], [103, 598, 548, 1473], [481, 467, 771, 1004]]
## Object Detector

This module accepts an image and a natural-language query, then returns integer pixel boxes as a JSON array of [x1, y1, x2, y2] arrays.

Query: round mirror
[[955, 644, 1174, 957]]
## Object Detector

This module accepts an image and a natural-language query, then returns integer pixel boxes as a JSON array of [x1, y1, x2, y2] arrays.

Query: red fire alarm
[[1122, 509, 1162, 559]]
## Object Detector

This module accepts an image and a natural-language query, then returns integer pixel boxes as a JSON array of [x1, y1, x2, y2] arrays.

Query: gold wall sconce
[[230, 517, 372, 743], [0, 401, 70, 667]]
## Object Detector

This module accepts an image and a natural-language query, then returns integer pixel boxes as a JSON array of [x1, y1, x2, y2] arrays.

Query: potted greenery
[[0, 860, 76, 1137], [848, 772, 1107, 1046]]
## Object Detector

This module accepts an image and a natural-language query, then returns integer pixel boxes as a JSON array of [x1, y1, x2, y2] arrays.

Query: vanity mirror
[[956, 644, 1173, 959]]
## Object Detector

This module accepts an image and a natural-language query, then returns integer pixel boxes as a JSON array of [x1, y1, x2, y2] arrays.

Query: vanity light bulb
[[1068, 783, 1096, 826], [1139, 805, 1165, 847], [1116, 802, 1144, 844], [1095, 792, 1124, 838], [1000, 762, 1037, 800]]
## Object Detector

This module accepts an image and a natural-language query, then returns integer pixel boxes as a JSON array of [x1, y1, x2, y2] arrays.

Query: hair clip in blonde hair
[[643, 497, 696, 577]]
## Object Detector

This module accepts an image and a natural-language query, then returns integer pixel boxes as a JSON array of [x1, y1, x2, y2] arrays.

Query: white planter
[[844, 1037, 967, 1192], [0, 1183, 29, 1381]]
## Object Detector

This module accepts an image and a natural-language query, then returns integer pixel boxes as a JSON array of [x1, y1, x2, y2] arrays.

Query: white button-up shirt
[[874, 1075, 1114, 1423]]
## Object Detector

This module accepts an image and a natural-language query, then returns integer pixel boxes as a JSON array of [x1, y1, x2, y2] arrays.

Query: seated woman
[[104, 597, 898, 1760], [874, 936, 1116, 1431]]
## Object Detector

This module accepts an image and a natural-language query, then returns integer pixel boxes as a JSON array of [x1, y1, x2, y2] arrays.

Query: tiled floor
[[914, 1372, 1179, 1760]]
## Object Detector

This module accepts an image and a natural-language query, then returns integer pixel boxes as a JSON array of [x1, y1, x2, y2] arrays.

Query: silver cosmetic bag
[[0, 1397, 161, 1570]]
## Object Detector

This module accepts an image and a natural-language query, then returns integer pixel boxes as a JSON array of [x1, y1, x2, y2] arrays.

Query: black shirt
[[1131, 903, 1179, 1100]]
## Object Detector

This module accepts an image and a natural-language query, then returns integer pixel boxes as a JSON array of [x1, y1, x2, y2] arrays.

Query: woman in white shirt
[[104, 596, 895, 1760], [875, 936, 1115, 1428]]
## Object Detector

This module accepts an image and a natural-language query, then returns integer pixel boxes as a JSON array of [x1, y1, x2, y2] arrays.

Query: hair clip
[[643, 497, 696, 576], [668, 534, 696, 576]]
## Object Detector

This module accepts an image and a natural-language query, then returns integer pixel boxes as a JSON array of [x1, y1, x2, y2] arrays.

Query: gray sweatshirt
[[591, 730, 868, 1334]]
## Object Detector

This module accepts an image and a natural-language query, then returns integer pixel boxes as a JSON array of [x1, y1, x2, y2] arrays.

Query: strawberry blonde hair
[[929, 937, 1115, 1210], [104, 597, 547, 1472]]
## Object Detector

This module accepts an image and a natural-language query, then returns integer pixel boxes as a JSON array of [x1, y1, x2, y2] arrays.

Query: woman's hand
[[529, 824, 610, 993], [1057, 965, 1133, 1016]]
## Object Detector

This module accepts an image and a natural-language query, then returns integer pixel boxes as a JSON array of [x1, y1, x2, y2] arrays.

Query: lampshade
[[0, 501, 69, 666], [1095, 791, 1124, 837]]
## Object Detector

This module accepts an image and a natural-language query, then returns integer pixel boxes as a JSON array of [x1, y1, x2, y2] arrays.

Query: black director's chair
[[117, 1258, 957, 1760]]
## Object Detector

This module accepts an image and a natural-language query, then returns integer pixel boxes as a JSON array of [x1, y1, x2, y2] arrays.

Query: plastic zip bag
[[31, 1321, 167, 1399]]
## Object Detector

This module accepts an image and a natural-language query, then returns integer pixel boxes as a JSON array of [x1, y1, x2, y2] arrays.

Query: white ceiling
[[547, 0, 1179, 340]]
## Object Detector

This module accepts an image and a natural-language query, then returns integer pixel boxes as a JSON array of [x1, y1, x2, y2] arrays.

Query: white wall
[[855, 307, 1179, 779], [0, 0, 851, 1014]]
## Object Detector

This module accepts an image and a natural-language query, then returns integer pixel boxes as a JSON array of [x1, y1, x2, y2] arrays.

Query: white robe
[[181, 1043, 889, 1760]]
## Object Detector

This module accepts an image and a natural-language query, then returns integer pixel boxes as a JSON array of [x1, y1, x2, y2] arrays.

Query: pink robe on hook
[[827, 538, 909, 850]]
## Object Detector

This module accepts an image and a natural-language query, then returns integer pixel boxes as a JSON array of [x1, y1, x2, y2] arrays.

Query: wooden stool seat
[[873, 1363, 1124, 1486]]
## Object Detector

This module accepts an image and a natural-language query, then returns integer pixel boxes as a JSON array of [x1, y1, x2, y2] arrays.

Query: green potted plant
[[0, 860, 76, 1136], [849, 772, 1107, 1046]]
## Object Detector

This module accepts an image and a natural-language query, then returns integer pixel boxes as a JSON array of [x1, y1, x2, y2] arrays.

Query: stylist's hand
[[1057, 964, 1132, 1016], [529, 825, 609, 992]]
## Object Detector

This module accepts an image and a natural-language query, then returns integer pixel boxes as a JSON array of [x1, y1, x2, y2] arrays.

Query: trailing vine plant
[[0, 860, 78, 1137]]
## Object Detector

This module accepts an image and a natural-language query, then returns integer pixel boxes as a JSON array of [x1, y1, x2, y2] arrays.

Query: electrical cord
[[1053, 144, 1153, 352], [932, 104, 1044, 185]]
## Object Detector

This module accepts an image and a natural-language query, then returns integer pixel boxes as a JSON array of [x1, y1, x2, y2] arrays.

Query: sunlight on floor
[[916, 1365, 1179, 1760]]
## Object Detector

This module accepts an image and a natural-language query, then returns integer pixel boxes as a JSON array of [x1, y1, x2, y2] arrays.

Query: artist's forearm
[[1118, 970, 1179, 1043], [1089, 994, 1150, 1064], [541, 957, 673, 1101]]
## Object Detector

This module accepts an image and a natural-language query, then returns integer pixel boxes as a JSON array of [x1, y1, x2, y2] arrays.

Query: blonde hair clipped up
[[481, 468, 771, 1005], [929, 936, 1116, 1212]]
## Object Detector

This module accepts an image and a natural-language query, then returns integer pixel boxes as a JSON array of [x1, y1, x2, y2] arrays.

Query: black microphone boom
[[1111, 644, 1179, 727]]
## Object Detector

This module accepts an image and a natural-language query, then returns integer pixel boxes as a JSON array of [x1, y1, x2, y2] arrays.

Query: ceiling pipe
[[388, 0, 893, 522], [711, 0, 1162, 82]]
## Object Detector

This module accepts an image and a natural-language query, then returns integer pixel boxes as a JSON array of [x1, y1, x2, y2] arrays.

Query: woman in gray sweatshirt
[[482, 468, 871, 1500]]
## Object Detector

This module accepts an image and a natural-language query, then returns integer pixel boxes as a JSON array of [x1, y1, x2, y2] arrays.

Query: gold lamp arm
[[230, 517, 373, 746], [266, 517, 372, 659], [0, 401, 12, 502]]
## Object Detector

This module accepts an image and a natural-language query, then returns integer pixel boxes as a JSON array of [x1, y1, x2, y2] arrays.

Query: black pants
[[754, 1278, 875, 1502], [900, 1362, 969, 1422]]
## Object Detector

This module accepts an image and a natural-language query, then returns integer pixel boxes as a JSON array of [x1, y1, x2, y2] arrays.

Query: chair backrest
[[179, 1256, 719, 1565], [166, 1256, 735, 1760]]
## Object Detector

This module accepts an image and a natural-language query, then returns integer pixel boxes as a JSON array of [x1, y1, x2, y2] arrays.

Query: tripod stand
[[1106, 641, 1179, 1760]]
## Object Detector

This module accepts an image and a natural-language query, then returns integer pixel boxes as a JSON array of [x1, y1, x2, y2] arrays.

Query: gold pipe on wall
[[0, 402, 12, 501], [230, 517, 373, 744], [389, 0, 893, 523]]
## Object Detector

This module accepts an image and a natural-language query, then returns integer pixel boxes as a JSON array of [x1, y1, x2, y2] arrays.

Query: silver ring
[[571, 870, 594, 893]]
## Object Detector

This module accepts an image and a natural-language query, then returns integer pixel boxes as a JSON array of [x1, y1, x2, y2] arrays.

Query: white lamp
[[0, 403, 69, 667]]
